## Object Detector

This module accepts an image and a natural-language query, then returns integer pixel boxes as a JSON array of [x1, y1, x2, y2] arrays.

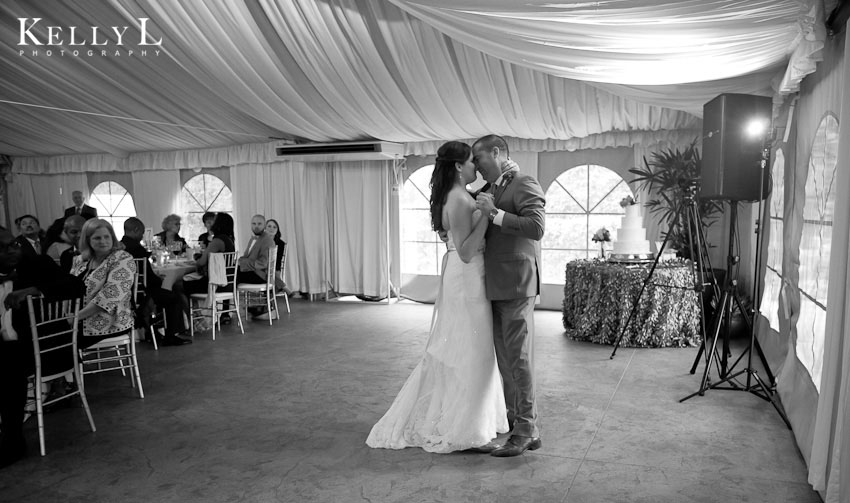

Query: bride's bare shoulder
[[446, 186, 474, 207]]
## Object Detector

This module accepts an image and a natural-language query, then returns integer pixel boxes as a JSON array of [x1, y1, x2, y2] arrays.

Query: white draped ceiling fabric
[[0, 0, 825, 159]]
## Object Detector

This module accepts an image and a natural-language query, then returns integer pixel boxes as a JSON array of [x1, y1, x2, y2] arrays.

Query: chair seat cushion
[[83, 335, 131, 350], [237, 284, 271, 291], [190, 292, 235, 300]]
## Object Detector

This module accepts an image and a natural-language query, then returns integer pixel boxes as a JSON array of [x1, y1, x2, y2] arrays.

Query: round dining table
[[152, 258, 197, 291]]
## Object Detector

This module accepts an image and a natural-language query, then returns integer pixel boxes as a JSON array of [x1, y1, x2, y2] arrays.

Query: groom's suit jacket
[[483, 171, 545, 301]]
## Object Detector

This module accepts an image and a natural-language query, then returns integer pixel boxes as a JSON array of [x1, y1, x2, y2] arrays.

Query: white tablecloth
[[152, 260, 197, 291]]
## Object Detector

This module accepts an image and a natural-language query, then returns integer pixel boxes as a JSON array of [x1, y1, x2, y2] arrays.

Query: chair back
[[279, 243, 288, 278], [266, 246, 278, 288], [277, 243, 288, 286], [131, 257, 147, 308], [209, 251, 239, 292], [27, 296, 81, 381], [133, 257, 149, 288]]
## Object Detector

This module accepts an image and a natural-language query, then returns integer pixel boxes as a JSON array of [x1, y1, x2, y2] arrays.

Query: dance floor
[[0, 299, 820, 502]]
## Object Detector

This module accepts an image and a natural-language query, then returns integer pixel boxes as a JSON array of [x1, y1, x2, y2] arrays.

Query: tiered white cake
[[612, 204, 652, 256]]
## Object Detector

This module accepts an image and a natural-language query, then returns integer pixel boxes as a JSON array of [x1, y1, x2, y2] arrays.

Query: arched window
[[400, 165, 442, 275], [795, 114, 839, 391], [89, 181, 137, 239], [542, 165, 635, 284], [180, 174, 233, 244], [760, 149, 785, 330]]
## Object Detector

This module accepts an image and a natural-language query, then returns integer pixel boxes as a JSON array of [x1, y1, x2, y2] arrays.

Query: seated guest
[[0, 226, 85, 468], [46, 215, 85, 265], [154, 214, 188, 255], [197, 211, 216, 249], [264, 219, 290, 294], [183, 213, 236, 324], [121, 218, 191, 347], [69, 219, 136, 349], [43, 217, 66, 250], [183, 213, 236, 297], [237, 214, 273, 286], [14, 215, 46, 260], [63, 190, 97, 220]]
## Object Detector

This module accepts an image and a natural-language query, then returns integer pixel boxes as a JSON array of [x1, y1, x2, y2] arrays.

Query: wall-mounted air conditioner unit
[[275, 141, 404, 162]]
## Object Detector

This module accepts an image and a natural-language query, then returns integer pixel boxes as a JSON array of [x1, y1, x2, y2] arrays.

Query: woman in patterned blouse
[[71, 219, 137, 348]]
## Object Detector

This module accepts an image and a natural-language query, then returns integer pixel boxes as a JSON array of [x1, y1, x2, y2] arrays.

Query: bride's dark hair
[[430, 141, 471, 233]]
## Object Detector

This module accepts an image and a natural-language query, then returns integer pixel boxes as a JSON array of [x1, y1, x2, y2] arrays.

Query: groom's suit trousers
[[492, 295, 538, 438]]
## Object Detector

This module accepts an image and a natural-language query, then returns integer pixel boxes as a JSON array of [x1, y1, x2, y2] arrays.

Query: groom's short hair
[[474, 134, 509, 157]]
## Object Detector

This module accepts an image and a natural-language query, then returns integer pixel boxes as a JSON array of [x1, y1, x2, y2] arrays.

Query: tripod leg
[[610, 206, 681, 359], [689, 341, 705, 374], [753, 337, 776, 387], [683, 290, 727, 400], [750, 371, 792, 429]]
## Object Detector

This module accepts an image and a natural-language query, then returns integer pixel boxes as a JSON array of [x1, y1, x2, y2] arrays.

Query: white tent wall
[[744, 26, 848, 502], [331, 161, 391, 299], [230, 161, 332, 297], [8, 172, 88, 229]]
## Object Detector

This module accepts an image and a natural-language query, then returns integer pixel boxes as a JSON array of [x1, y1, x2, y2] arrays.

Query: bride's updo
[[429, 141, 472, 233]]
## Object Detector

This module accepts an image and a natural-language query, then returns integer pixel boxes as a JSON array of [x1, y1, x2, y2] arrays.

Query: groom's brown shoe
[[490, 435, 541, 457]]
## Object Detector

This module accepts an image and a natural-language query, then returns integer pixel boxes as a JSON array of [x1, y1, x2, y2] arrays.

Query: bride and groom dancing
[[366, 135, 546, 457]]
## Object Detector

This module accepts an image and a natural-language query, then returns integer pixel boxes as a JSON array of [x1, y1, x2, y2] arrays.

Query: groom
[[473, 135, 546, 457]]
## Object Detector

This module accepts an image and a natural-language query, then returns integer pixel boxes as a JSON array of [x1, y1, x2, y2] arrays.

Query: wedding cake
[[612, 203, 652, 257]]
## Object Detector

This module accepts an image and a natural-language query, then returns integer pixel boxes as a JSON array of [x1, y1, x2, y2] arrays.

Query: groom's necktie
[[472, 183, 491, 198]]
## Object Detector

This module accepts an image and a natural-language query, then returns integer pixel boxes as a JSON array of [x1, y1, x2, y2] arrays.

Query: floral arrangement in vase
[[591, 227, 611, 258]]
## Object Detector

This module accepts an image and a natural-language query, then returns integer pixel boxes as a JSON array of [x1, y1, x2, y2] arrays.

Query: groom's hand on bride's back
[[438, 230, 449, 243]]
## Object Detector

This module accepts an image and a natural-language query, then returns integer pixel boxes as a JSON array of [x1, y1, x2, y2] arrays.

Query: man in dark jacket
[[63, 191, 97, 220], [0, 227, 85, 468]]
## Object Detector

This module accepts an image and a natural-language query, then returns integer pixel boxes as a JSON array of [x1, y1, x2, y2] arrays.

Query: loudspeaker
[[700, 94, 771, 201]]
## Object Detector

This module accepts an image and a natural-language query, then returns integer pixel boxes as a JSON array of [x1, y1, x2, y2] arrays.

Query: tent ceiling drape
[[0, 0, 826, 160]]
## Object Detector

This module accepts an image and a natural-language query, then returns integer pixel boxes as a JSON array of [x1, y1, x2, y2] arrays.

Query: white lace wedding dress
[[366, 235, 508, 453]]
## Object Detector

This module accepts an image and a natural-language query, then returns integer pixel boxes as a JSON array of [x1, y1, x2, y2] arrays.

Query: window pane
[[542, 165, 635, 284], [401, 166, 440, 275], [207, 188, 232, 212], [542, 214, 586, 251], [794, 115, 838, 392], [401, 209, 435, 242], [89, 181, 136, 240], [545, 181, 585, 214], [403, 241, 441, 276], [180, 174, 233, 243], [542, 250, 587, 284]]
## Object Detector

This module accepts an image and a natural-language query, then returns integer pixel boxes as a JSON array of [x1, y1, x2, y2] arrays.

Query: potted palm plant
[[628, 139, 723, 259]]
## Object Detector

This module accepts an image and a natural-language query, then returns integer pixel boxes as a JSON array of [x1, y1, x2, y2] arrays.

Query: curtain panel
[[7, 172, 88, 229], [808, 26, 850, 503], [230, 161, 332, 296], [331, 161, 391, 298]]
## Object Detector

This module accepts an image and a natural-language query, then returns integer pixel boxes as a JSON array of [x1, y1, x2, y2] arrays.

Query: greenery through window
[[400, 166, 442, 275], [541, 165, 634, 284], [89, 181, 137, 239], [180, 174, 233, 245]]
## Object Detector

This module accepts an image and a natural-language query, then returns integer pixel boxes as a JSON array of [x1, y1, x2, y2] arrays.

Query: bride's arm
[[447, 194, 488, 264]]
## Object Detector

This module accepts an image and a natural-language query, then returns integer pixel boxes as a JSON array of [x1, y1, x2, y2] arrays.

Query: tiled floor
[[0, 299, 821, 502]]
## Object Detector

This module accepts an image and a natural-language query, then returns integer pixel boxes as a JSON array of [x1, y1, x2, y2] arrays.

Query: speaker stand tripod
[[679, 202, 791, 429], [610, 186, 717, 359]]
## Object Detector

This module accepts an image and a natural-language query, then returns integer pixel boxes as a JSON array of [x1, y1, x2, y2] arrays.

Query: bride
[[366, 141, 508, 453]]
